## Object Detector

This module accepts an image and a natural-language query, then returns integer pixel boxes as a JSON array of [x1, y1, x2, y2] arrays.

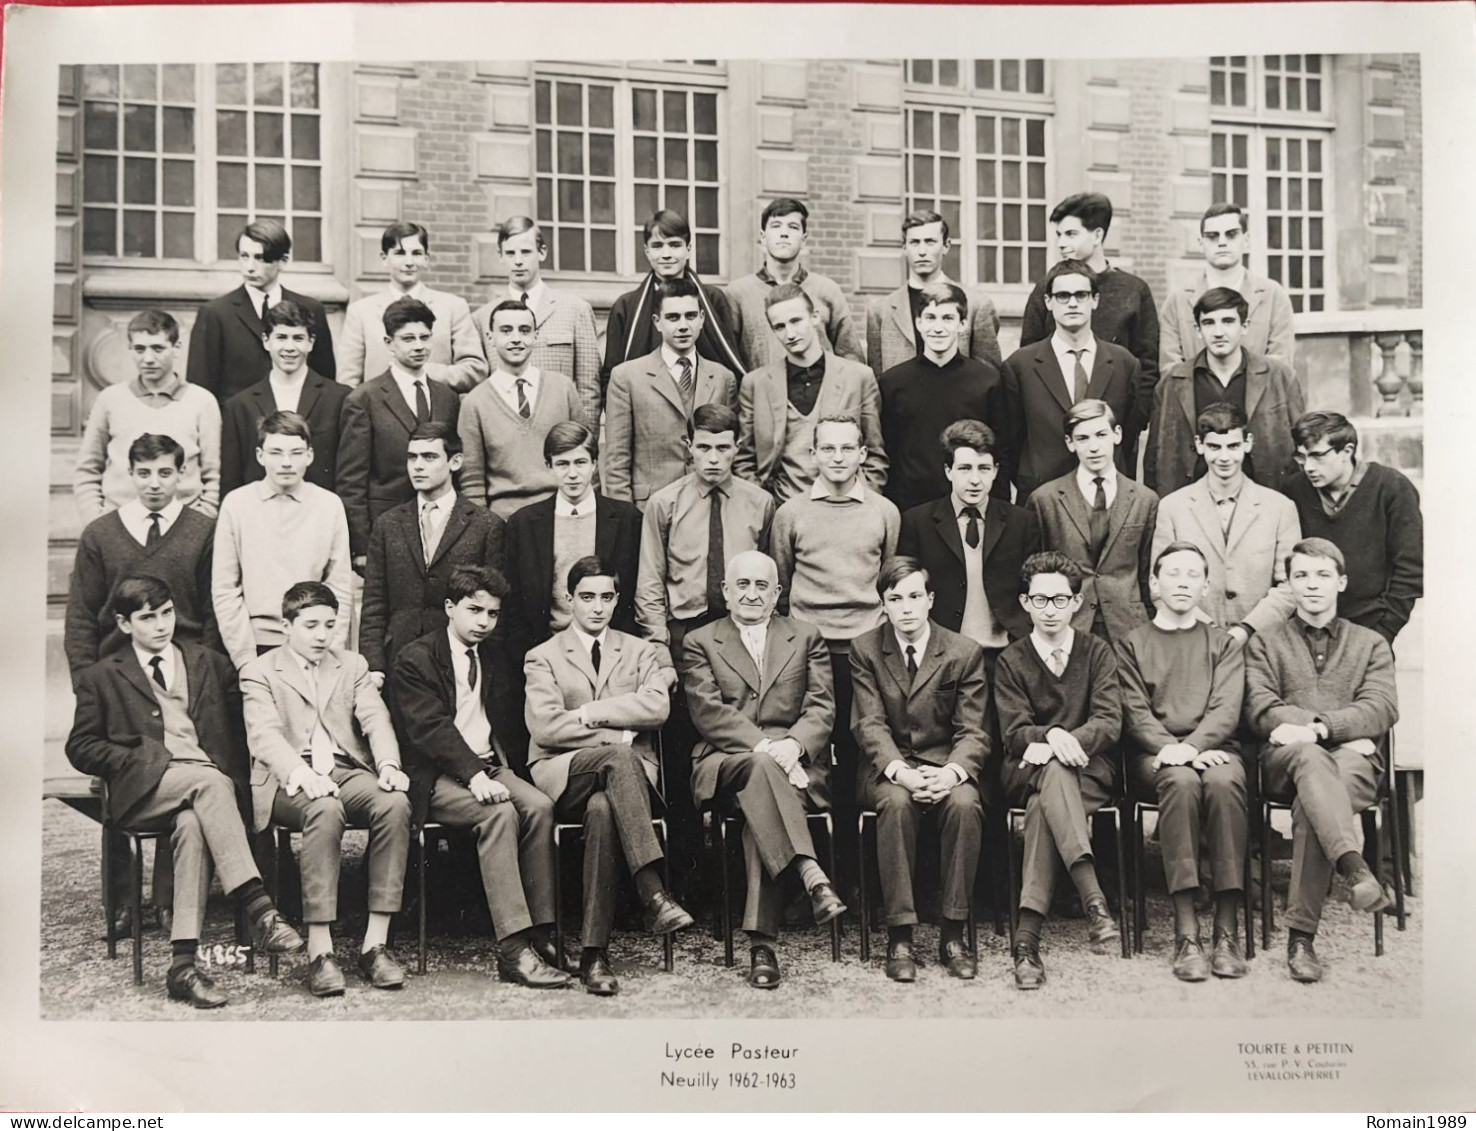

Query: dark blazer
[[219, 369, 349, 496], [389, 628, 529, 825], [1000, 336, 1140, 503], [65, 644, 248, 825], [336, 370, 461, 558], [361, 495, 508, 674], [187, 285, 336, 403], [501, 493, 641, 659], [1028, 471, 1159, 643], [849, 622, 990, 782], [897, 495, 1041, 642]]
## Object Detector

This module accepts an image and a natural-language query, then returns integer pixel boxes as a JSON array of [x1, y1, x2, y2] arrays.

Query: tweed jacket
[[336, 285, 489, 392], [1159, 269, 1296, 371], [865, 282, 1003, 380]]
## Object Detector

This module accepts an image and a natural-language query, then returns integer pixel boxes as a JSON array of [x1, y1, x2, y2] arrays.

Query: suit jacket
[[522, 627, 669, 802], [735, 355, 888, 496], [678, 615, 835, 808], [1028, 472, 1159, 643], [849, 622, 990, 781], [1000, 336, 1142, 502], [603, 348, 736, 506], [1144, 350, 1307, 496], [337, 285, 489, 392], [361, 494, 508, 674], [502, 493, 642, 659], [219, 370, 349, 496], [239, 645, 401, 831], [336, 371, 461, 556], [897, 495, 1041, 642], [1160, 269, 1296, 372], [389, 628, 528, 824], [65, 644, 248, 825], [1153, 477, 1300, 636], [187, 285, 336, 403], [865, 282, 1003, 381], [473, 286, 602, 427]]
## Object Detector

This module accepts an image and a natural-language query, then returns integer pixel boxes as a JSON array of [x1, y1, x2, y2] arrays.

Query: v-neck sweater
[[456, 369, 585, 519], [993, 630, 1122, 760]]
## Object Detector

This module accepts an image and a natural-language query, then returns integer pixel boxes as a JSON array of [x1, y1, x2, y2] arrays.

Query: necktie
[[1068, 348, 1090, 403], [414, 379, 430, 424], [705, 485, 726, 615], [466, 647, 478, 692], [1049, 647, 1066, 677], [420, 501, 438, 565], [962, 505, 981, 550], [905, 644, 918, 681], [515, 378, 531, 420], [146, 511, 163, 547], [590, 638, 602, 674], [305, 662, 336, 775], [148, 655, 167, 690], [1089, 476, 1109, 561], [255, 291, 271, 323], [677, 356, 694, 399]]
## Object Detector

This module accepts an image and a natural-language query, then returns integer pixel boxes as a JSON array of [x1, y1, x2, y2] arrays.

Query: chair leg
[[416, 829, 428, 977], [1005, 811, 1020, 953], [1112, 810, 1130, 960], [1242, 839, 1255, 961], [101, 823, 117, 961], [856, 812, 871, 964], [1132, 805, 1146, 956], [130, 837, 145, 986], [1386, 779, 1408, 931], [658, 819, 674, 973], [1396, 770, 1416, 898], [270, 828, 285, 978], [719, 817, 734, 969], [823, 816, 840, 963], [1365, 810, 1384, 958], [1259, 803, 1273, 953], [966, 906, 978, 962], [552, 826, 566, 968]]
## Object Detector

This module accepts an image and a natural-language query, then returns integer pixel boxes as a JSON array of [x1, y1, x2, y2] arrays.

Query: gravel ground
[[39, 798, 1421, 1022]]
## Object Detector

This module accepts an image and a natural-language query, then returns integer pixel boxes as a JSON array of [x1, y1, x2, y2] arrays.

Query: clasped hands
[[755, 736, 809, 790], [1022, 726, 1089, 769], [1152, 742, 1232, 771], [892, 763, 960, 805]]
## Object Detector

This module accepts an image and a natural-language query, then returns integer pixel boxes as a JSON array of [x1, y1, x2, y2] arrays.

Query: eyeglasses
[[1048, 290, 1093, 304], [1292, 447, 1343, 465], [1024, 594, 1075, 609]]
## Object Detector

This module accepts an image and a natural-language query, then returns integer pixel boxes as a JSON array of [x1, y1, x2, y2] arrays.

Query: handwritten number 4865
[[197, 944, 252, 969]]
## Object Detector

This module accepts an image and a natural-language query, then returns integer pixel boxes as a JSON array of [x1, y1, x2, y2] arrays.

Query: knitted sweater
[[457, 369, 585, 519], [1116, 620, 1243, 754], [724, 269, 863, 371], [993, 632, 1122, 760]]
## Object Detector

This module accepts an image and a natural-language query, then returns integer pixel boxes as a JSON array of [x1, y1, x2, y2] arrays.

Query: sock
[[632, 863, 664, 904], [306, 923, 333, 961], [940, 918, 965, 946], [886, 924, 912, 947], [1016, 909, 1045, 951], [1213, 891, 1240, 939], [746, 931, 777, 952], [498, 928, 531, 961], [1068, 858, 1106, 908], [794, 856, 827, 892], [1170, 889, 1199, 940], [1287, 927, 1315, 952], [232, 878, 272, 925], [361, 912, 390, 954], [580, 946, 605, 967], [1335, 851, 1368, 880], [170, 939, 198, 972]]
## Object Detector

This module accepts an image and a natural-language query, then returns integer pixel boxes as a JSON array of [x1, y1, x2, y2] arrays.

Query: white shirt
[[133, 643, 174, 690], [268, 366, 309, 414], [489, 365, 541, 415], [807, 477, 868, 503], [247, 283, 284, 321], [447, 627, 494, 762], [1075, 464, 1119, 510], [554, 490, 595, 519], [1030, 628, 1076, 671], [738, 619, 770, 678], [508, 278, 550, 312], [661, 344, 700, 392], [118, 498, 184, 547], [1050, 332, 1096, 393], [389, 364, 432, 418]]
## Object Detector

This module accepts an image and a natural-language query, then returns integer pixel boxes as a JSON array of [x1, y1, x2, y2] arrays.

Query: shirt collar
[[128, 373, 186, 401], [758, 263, 808, 286], [661, 343, 698, 373], [697, 476, 730, 499], [1192, 348, 1248, 383], [785, 353, 826, 379], [951, 494, 987, 520], [120, 497, 185, 528], [447, 625, 481, 664], [492, 365, 539, 389], [808, 477, 867, 503], [895, 625, 931, 661], [134, 643, 173, 681], [573, 626, 609, 655], [390, 364, 427, 389], [554, 490, 595, 518], [1030, 628, 1075, 664], [247, 282, 284, 309], [256, 476, 305, 502], [1051, 331, 1096, 359], [1295, 613, 1343, 642], [1323, 459, 1368, 507], [1206, 476, 1244, 505], [507, 278, 549, 309], [1075, 464, 1118, 497], [419, 483, 456, 512], [287, 645, 324, 675]]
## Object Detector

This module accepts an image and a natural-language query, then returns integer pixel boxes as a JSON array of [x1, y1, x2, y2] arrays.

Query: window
[[906, 58, 1047, 95], [79, 62, 325, 264], [535, 66, 724, 277]]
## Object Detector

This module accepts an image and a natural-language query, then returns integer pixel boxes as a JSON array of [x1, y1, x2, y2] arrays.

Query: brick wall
[[1395, 54, 1423, 308]]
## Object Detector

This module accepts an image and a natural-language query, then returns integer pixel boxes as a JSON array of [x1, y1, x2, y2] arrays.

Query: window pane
[[162, 212, 193, 258], [912, 110, 933, 150], [696, 233, 719, 275], [1267, 216, 1282, 249], [912, 155, 934, 195], [253, 63, 284, 106], [1265, 75, 1280, 110], [1002, 161, 1021, 198], [694, 92, 717, 135], [1001, 118, 1020, 155], [255, 112, 285, 158], [634, 182, 659, 219], [558, 228, 585, 271], [1026, 60, 1045, 93], [1287, 140, 1303, 172], [163, 160, 194, 207], [218, 163, 248, 209], [291, 164, 320, 211], [1310, 217, 1324, 250], [978, 161, 996, 197], [633, 88, 657, 132], [978, 203, 997, 241], [1266, 55, 1282, 70], [290, 63, 319, 109], [162, 106, 194, 154], [536, 178, 553, 220], [536, 130, 552, 174], [535, 81, 551, 124], [974, 60, 994, 89], [1309, 178, 1323, 211], [664, 138, 688, 180], [557, 131, 583, 175], [84, 102, 119, 149], [1310, 256, 1324, 288], [978, 249, 996, 284], [1000, 59, 1020, 92], [1233, 174, 1248, 202], [1003, 245, 1022, 283], [291, 114, 320, 160], [293, 218, 321, 263], [217, 110, 247, 156], [1212, 173, 1227, 201], [912, 60, 934, 85], [590, 133, 615, 178], [1268, 178, 1282, 209], [123, 104, 156, 151], [123, 65, 157, 101], [1289, 258, 1303, 287], [695, 139, 718, 181], [940, 157, 960, 195], [123, 210, 155, 257], [695, 186, 719, 229], [1289, 179, 1302, 210], [217, 63, 247, 105], [83, 208, 116, 255], [590, 229, 617, 273], [1210, 71, 1225, 105], [938, 59, 959, 87], [976, 116, 995, 154], [557, 82, 583, 126], [1027, 161, 1045, 198], [664, 185, 688, 216], [1265, 137, 1281, 171], [590, 181, 616, 224], [123, 157, 156, 204], [1230, 72, 1246, 105], [1028, 245, 1047, 280], [1289, 217, 1303, 249], [1025, 118, 1045, 156], [1307, 79, 1322, 113], [591, 85, 615, 129], [84, 155, 118, 203], [1287, 77, 1302, 112], [558, 179, 585, 222], [1232, 134, 1247, 166], [218, 213, 246, 259], [255, 165, 285, 210], [634, 136, 658, 178], [663, 90, 687, 133], [83, 65, 120, 99], [1027, 203, 1046, 241], [1308, 140, 1323, 173]]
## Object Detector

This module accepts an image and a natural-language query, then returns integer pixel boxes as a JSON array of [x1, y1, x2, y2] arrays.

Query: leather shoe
[[643, 890, 695, 936], [307, 953, 346, 997], [100, 905, 133, 942], [749, 944, 782, 989], [1172, 935, 1210, 982], [497, 944, 573, 989], [166, 963, 227, 1009], [1346, 863, 1391, 913], [1287, 936, 1323, 983], [356, 945, 406, 990], [579, 950, 620, 996], [884, 938, 916, 982], [939, 937, 976, 980], [1012, 941, 1046, 990], [1084, 898, 1120, 951], [808, 882, 847, 927], [1211, 932, 1249, 979], [251, 909, 305, 955], [532, 934, 574, 974]]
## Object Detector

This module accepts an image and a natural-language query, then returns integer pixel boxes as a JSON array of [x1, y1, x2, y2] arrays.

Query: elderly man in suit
[[239, 581, 411, 997], [220, 301, 347, 496], [1152, 404, 1300, 644], [187, 219, 336, 403], [866, 209, 1002, 380], [851, 557, 988, 982], [66, 574, 304, 1009], [735, 283, 887, 502], [523, 555, 694, 996], [1028, 400, 1158, 645], [361, 422, 506, 682], [336, 221, 488, 392], [678, 550, 847, 990], [605, 275, 737, 508]]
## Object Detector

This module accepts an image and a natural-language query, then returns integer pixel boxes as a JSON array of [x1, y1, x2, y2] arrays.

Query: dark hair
[[642, 208, 691, 245], [238, 219, 291, 262], [760, 197, 809, 231], [282, 580, 338, 621], [408, 420, 462, 459], [902, 208, 950, 245], [486, 298, 535, 328], [127, 309, 179, 344], [940, 419, 998, 466], [812, 414, 863, 447], [653, 274, 701, 311], [687, 403, 739, 441], [1064, 398, 1118, 437], [381, 220, 430, 254], [1051, 192, 1114, 236], [917, 281, 968, 318], [1152, 540, 1209, 577], [764, 281, 814, 314], [383, 296, 437, 338], [1193, 286, 1250, 324], [1200, 201, 1248, 235], [257, 410, 313, 448], [112, 574, 173, 621], [567, 554, 618, 595], [497, 215, 546, 251], [262, 299, 316, 336], [1045, 258, 1100, 296], [544, 420, 598, 463], [1286, 536, 1347, 578], [1195, 402, 1250, 442], [1021, 551, 1085, 595], [877, 556, 931, 599], [128, 433, 185, 470], [446, 564, 509, 605], [1292, 411, 1358, 456]]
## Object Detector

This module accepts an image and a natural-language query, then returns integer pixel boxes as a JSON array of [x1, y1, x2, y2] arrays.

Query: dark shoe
[[1287, 936, 1323, 984], [1172, 935, 1210, 982], [532, 934, 574, 974], [808, 882, 847, 927], [100, 905, 133, 942], [1346, 862, 1391, 913], [1084, 898, 1121, 951], [579, 950, 620, 996], [748, 944, 782, 989], [939, 937, 977, 980], [251, 909, 305, 955], [1012, 942, 1046, 990], [643, 891, 695, 936], [884, 939, 917, 983], [307, 953, 346, 998], [1211, 932, 1250, 979], [356, 945, 406, 990], [497, 944, 573, 989], [166, 963, 227, 1009]]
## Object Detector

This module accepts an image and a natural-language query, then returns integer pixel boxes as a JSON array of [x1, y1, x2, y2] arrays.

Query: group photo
[[38, 51, 1425, 1022]]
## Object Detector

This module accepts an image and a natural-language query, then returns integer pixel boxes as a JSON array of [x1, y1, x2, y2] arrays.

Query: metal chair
[[855, 809, 978, 964], [412, 821, 446, 976]]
